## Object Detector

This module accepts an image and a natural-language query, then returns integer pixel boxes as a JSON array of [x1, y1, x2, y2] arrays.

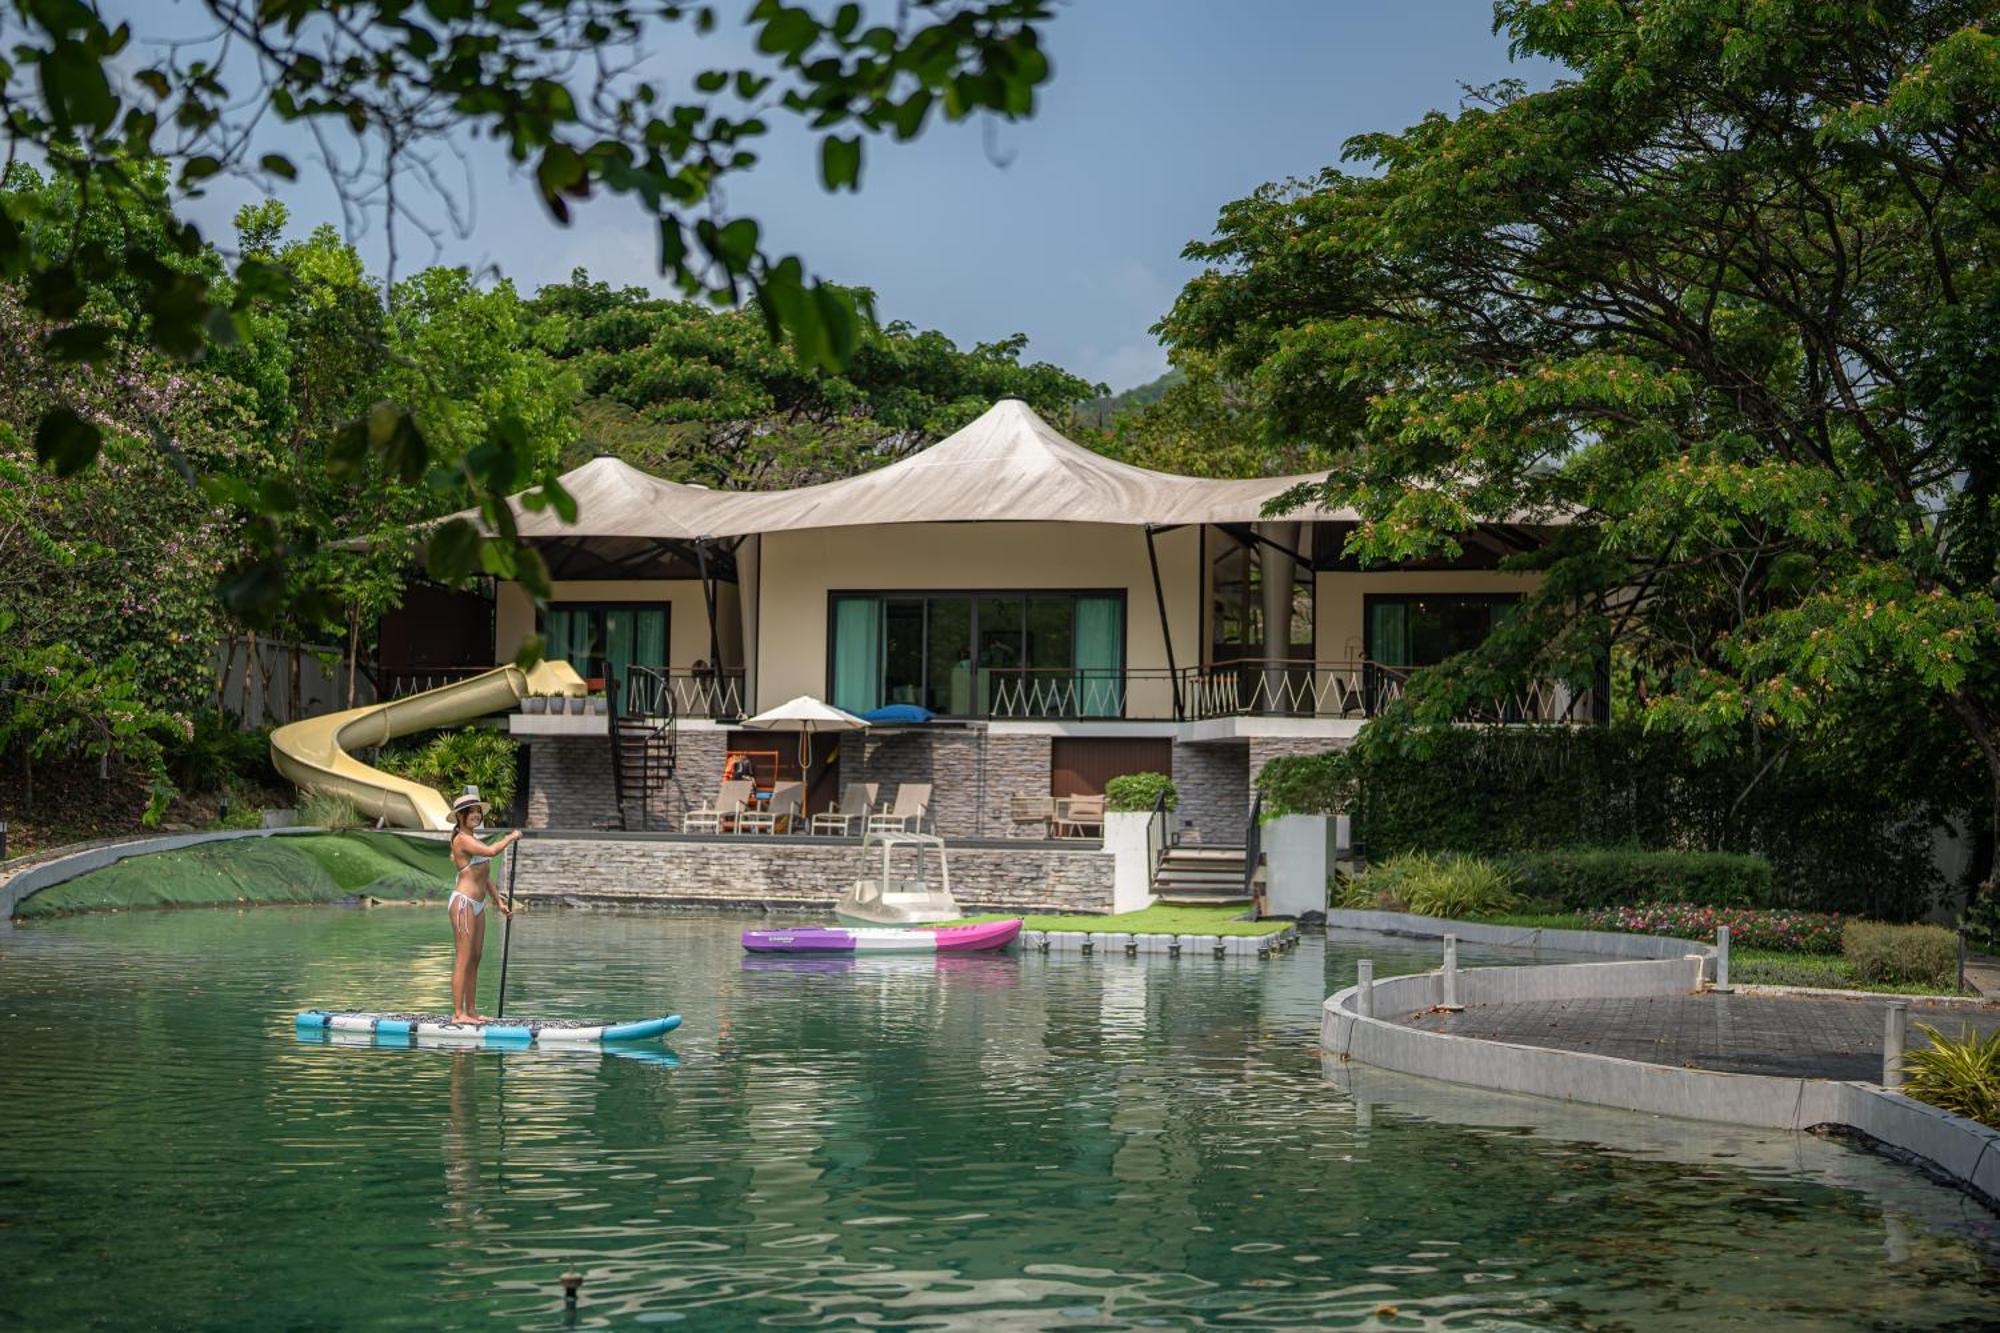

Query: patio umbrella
[[742, 695, 870, 765]]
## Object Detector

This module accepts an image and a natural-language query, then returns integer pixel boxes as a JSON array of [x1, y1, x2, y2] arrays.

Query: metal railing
[[979, 659, 1598, 725], [623, 666, 745, 720], [1243, 790, 1264, 902], [377, 665, 494, 700], [1145, 786, 1171, 887]]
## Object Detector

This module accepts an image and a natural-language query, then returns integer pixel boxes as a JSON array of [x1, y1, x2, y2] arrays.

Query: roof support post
[[695, 538, 723, 673], [1145, 525, 1182, 721]]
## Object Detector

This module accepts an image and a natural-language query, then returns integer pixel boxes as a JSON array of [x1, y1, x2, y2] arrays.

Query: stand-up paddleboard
[[295, 1010, 681, 1045], [742, 917, 1021, 955]]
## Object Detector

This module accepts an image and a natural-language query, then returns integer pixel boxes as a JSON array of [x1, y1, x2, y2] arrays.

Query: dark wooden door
[[1050, 737, 1172, 799]]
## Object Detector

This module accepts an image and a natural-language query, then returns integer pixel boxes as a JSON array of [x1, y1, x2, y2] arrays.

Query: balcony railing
[[622, 666, 746, 720], [377, 665, 495, 700], [979, 659, 1598, 724]]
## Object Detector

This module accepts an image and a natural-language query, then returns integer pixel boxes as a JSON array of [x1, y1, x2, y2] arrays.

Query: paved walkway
[[1405, 992, 2000, 1082]]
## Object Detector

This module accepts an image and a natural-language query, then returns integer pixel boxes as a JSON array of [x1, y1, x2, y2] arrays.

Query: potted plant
[[588, 692, 608, 714], [522, 693, 547, 714], [567, 693, 588, 715]]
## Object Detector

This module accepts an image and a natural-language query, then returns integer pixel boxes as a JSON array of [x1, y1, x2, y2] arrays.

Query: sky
[[130, 2, 1555, 393]]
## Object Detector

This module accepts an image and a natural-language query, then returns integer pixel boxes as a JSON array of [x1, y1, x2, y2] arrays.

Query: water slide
[[270, 661, 587, 829]]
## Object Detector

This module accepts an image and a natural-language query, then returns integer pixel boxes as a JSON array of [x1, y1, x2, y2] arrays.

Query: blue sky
[[141, 2, 1553, 392]]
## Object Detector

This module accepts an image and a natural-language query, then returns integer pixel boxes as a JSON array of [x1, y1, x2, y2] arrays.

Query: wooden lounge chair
[[1053, 793, 1105, 838], [810, 782, 879, 836], [738, 781, 804, 834], [1010, 793, 1054, 837], [684, 779, 753, 834], [866, 782, 932, 835]]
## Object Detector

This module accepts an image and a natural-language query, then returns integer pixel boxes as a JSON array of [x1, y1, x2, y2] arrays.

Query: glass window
[[1211, 535, 1311, 661], [543, 603, 668, 683], [1366, 595, 1516, 668], [827, 592, 1123, 717]]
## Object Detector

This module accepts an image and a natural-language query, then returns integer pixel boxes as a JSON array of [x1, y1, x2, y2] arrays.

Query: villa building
[[382, 398, 1589, 842]]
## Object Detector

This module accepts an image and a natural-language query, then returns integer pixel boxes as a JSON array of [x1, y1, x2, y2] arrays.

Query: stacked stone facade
[[1171, 739, 1250, 845], [515, 836, 1113, 913], [523, 727, 727, 831], [842, 729, 1052, 839]]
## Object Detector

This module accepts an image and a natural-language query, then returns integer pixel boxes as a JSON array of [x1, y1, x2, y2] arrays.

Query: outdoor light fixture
[[0, 820, 8, 861]]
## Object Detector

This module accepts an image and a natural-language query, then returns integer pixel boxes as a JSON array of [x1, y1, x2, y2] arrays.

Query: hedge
[[1105, 772, 1177, 813], [1508, 848, 1774, 910], [1843, 921, 1958, 988]]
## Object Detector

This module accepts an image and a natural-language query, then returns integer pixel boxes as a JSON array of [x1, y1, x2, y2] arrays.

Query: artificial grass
[[16, 831, 455, 917], [939, 902, 1287, 937]]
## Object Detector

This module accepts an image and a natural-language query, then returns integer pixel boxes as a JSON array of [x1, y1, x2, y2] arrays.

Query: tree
[[2, 0, 1056, 625], [528, 270, 1099, 488], [1159, 1, 2000, 891]]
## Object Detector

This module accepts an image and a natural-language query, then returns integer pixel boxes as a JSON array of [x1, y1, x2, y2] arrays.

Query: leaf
[[33, 407, 102, 477], [425, 518, 483, 584], [42, 40, 118, 131], [259, 153, 298, 181], [43, 323, 115, 363], [820, 135, 861, 191], [756, 6, 819, 58], [217, 559, 286, 626]]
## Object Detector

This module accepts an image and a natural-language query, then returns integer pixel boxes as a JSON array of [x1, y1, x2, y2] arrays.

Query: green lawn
[[939, 903, 1287, 937], [1462, 912, 1969, 996]]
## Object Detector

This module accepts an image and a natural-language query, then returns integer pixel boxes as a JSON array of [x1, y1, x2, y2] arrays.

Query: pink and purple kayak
[[741, 918, 1022, 955]]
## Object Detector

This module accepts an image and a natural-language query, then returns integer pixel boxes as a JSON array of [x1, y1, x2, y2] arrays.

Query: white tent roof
[[452, 398, 1345, 543]]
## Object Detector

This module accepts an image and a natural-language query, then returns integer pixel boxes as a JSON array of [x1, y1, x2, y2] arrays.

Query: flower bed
[[1582, 903, 1843, 954]]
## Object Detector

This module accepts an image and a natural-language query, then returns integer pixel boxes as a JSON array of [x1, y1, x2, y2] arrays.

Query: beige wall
[[495, 579, 743, 672], [755, 522, 1201, 714], [1314, 568, 1542, 663]]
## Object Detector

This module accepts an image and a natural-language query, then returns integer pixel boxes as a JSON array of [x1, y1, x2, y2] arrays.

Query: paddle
[[495, 830, 523, 1019]]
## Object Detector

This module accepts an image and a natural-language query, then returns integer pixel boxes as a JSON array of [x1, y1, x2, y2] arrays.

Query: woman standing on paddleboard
[[446, 787, 521, 1024]]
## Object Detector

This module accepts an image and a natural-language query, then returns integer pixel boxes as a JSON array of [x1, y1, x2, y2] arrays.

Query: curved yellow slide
[[270, 661, 587, 829]]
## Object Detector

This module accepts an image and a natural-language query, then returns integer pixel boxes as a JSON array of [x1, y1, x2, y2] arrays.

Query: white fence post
[[1714, 925, 1732, 993], [1883, 1001, 1909, 1089], [1355, 959, 1375, 1019]]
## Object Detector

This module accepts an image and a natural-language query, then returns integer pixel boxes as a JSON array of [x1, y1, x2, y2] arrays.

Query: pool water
[[2, 907, 1997, 1329]]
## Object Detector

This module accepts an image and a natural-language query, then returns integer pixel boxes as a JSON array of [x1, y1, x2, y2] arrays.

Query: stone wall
[[1248, 735, 1345, 791], [842, 729, 1053, 839], [523, 728, 728, 831], [1172, 739, 1249, 845], [515, 835, 1113, 913]]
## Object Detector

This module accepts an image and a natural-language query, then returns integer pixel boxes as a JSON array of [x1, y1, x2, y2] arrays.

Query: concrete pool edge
[[1319, 915, 2000, 1215]]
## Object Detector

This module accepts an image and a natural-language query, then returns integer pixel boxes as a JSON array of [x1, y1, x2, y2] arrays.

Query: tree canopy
[[1160, 0, 2000, 876]]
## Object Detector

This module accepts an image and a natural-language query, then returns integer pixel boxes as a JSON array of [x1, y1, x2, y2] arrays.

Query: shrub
[[1903, 1024, 2000, 1128], [1584, 903, 1843, 953], [301, 791, 362, 830], [1842, 920, 1958, 988], [1105, 772, 1177, 813], [1344, 851, 1517, 920], [1508, 848, 1775, 910], [169, 712, 276, 793], [1335, 874, 1407, 914], [1255, 750, 1351, 817], [377, 727, 519, 814]]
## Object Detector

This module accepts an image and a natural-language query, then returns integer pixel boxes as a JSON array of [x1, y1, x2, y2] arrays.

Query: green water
[[2, 908, 1997, 1330]]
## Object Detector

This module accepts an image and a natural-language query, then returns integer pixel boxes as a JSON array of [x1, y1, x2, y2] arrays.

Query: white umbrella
[[741, 695, 870, 765]]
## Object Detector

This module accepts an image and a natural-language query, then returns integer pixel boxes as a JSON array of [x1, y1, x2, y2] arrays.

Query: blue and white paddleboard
[[296, 1010, 681, 1046]]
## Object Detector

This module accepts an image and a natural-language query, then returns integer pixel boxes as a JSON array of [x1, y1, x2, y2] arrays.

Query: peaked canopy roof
[[463, 398, 1345, 546]]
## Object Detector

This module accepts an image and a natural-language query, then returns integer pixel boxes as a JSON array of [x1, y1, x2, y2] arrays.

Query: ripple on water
[[0, 908, 1997, 1330]]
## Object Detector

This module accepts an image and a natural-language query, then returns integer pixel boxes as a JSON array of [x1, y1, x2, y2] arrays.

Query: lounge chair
[[683, 779, 753, 834], [866, 782, 932, 835], [738, 781, 804, 835], [1010, 793, 1054, 837], [1053, 793, 1105, 838], [810, 782, 879, 836]]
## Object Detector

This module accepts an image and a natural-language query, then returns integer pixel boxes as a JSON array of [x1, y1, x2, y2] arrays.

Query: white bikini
[[450, 841, 495, 925]]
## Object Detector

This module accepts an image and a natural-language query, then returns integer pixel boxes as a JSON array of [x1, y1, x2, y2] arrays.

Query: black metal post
[[694, 539, 723, 681], [495, 834, 522, 1019], [1144, 525, 1182, 720]]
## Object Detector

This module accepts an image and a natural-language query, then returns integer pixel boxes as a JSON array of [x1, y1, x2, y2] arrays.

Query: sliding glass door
[[544, 603, 669, 685], [828, 591, 1124, 717]]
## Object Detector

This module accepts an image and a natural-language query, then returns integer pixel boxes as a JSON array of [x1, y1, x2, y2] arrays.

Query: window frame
[[1361, 591, 1521, 668], [824, 588, 1130, 718], [537, 600, 673, 684]]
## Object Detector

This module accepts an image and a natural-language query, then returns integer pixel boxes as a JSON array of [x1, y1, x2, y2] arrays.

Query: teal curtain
[[633, 608, 667, 670], [1368, 601, 1409, 666], [545, 608, 587, 674], [1072, 597, 1123, 717], [831, 598, 883, 714]]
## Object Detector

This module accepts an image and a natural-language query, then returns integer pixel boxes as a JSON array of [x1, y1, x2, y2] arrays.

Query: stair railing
[[1243, 789, 1264, 904], [1144, 787, 1171, 890]]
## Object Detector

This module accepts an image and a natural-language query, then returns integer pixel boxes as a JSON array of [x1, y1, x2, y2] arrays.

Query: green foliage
[[1585, 903, 1839, 954], [169, 714, 275, 795], [1255, 750, 1352, 818], [1511, 850, 1774, 912], [1163, 0, 2000, 890], [376, 729, 519, 816], [1293, 724, 1952, 919], [1904, 1025, 2000, 1128], [2, 1, 1056, 629], [16, 832, 453, 916], [1842, 921, 1959, 990], [1104, 772, 1176, 813], [530, 272, 1099, 489], [300, 791, 362, 831], [1344, 852, 1518, 921]]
